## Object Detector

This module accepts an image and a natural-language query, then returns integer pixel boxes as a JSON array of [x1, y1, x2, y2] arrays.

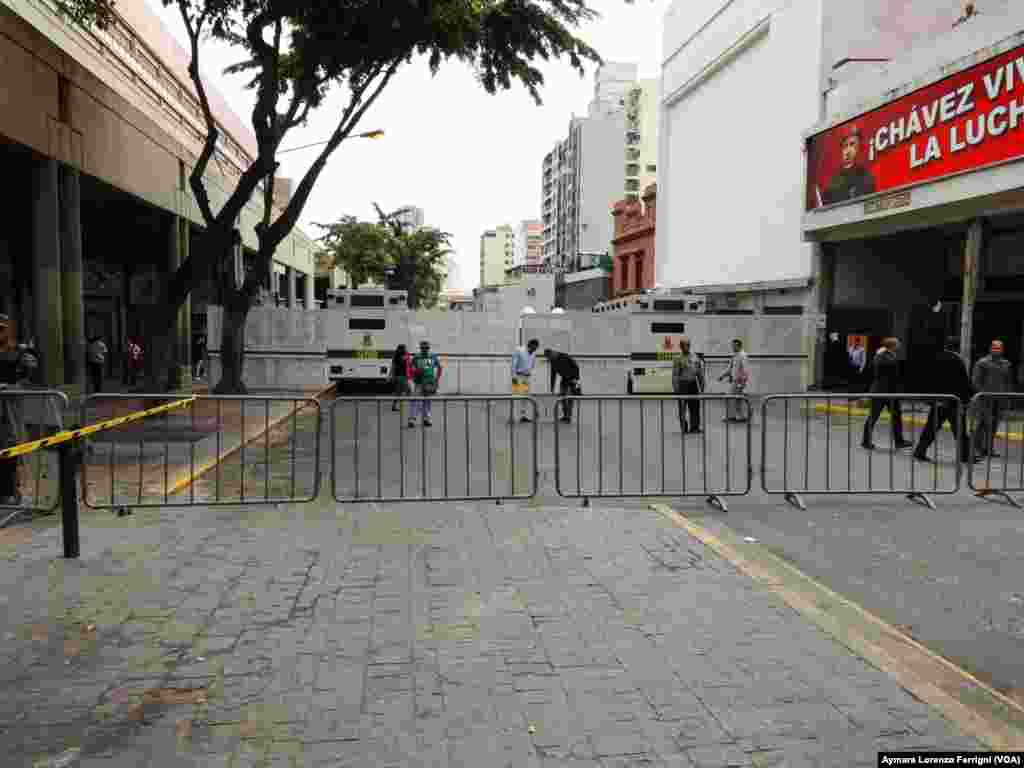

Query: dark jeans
[[675, 380, 701, 431], [88, 363, 104, 394], [862, 398, 904, 446], [973, 402, 1002, 457], [559, 378, 579, 422], [392, 376, 410, 407], [915, 403, 969, 461]]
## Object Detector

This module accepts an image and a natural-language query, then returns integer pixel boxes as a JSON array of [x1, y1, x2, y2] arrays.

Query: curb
[[808, 402, 1024, 443], [166, 384, 335, 497], [649, 502, 1024, 749]]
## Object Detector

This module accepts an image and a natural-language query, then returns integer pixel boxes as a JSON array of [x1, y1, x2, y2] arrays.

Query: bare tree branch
[[265, 58, 403, 248]]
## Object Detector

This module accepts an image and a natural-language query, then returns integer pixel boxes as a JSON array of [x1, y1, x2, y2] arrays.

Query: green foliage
[[316, 206, 453, 309], [313, 216, 392, 289]]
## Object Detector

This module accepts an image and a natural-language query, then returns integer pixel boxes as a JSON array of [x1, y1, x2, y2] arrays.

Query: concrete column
[[304, 271, 314, 310], [808, 242, 834, 390], [32, 157, 64, 387], [60, 166, 85, 396], [168, 215, 192, 389], [286, 266, 297, 308], [960, 218, 983, 366]]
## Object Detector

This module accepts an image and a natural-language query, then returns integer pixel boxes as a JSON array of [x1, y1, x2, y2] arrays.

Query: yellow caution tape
[[0, 397, 196, 460]]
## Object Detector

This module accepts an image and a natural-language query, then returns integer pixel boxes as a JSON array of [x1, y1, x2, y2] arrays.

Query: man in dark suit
[[862, 337, 914, 450], [913, 338, 972, 463]]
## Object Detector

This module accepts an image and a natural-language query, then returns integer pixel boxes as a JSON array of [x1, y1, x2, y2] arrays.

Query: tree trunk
[[214, 288, 251, 395]]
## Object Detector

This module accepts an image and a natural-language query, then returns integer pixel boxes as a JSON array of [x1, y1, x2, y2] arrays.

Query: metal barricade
[[761, 394, 963, 510], [0, 389, 68, 527], [81, 394, 321, 510], [968, 392, 1024, 508], [331, 396, 539, 502], [553, 395, 752, 512]]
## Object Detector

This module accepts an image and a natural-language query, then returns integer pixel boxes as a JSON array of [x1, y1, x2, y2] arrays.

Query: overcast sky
[[146, 0, 671, 292]]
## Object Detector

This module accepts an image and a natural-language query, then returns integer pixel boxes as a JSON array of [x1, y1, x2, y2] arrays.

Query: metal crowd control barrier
[[761, 394, 963, 511], [553, 395, 752, 512], [968, 392, 1024, 508], [331, 396, 539, 502], [0, 388, 68, 527], [81, 394, 321, 511]]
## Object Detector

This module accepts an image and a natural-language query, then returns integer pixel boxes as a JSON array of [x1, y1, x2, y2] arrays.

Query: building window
[[626, 164, 640, 177], [625, 180, 640, 192], [646, 164, 656, 173]]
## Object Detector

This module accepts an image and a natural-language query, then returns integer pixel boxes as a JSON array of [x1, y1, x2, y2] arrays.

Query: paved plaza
[[0, 394, 998, 766]]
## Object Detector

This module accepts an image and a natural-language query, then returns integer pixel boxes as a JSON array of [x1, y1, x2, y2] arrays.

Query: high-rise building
[[624, 79, 659, 202], [589, 62, 639, 117], [541, 64, 658, 273], [513, 220, 543, 269], [394, 206, 425, 231], [479, 224, 514, 287]]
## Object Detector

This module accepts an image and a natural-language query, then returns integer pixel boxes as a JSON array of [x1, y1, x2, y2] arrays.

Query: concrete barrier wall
[[205, 306, 809, 394]]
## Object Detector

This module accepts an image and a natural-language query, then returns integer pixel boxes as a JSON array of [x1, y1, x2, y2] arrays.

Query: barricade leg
[[59, 443, 80, 559]]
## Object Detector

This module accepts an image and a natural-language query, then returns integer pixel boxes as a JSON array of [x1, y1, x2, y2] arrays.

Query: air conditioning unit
[[683, 296, 707, 314]]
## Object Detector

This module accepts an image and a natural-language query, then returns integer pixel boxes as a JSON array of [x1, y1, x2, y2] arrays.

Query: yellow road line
[[649, 502, 1024, 749], [0, 397, 196, 460], [166, 386, 335, 497], [809, 403, 1024, 442]]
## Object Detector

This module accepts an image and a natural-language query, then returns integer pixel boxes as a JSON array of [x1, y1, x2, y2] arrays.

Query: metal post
[[960, 219, 982, 365], [59, 443, 80, 559]]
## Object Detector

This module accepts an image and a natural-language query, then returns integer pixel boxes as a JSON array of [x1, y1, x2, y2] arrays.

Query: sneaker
[[688, 427, 703, 434], [424, 419, 433, 427], [912, 454, 932, 463], [861, 442, 875, 450], [391, 405, 400, 412], [520, 416, 532, 423], [408, 420, 416, 429], [895, 440, 915, 450], [989, 451, 1001, 459], [560, 417, 572, 424]]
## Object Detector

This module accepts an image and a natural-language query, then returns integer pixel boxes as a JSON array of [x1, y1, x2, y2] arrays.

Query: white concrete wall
[[658, 0, 823, 290], [207, 306, 810, 394]]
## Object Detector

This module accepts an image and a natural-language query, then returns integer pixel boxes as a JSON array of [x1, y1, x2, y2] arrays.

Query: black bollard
[[58, 442, 80, 559]]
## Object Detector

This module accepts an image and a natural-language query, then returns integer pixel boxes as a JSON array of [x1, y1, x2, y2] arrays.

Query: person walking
[[672, 336, 705, 433], [719, 339, 750, 422], [86, 334, 107, 394], [125, 336, 144, 387], [544, 349, 581, 424], [409, 340, 442, 428], [861, 337, 914, 450], [390, 344, 412, 413], [913, 338, 972, 463], [971, 340, 1015, 459], [511, 338, 539, 423]]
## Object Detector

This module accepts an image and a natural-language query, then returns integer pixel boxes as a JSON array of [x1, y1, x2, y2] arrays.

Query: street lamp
[[277, 129, 385, 155]]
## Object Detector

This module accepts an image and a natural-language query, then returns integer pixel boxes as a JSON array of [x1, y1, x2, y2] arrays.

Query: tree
[[314, 216, 392, 289], [315, 207, 453, 308], [63, 0, 610, 393], [372, 205, 452, 309]]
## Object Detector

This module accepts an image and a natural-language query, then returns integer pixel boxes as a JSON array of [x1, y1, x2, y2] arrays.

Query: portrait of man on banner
[[819, 125, 877, 206]]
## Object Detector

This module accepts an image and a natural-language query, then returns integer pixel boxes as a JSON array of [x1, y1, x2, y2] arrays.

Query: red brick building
[[610, 184, 656, 297]]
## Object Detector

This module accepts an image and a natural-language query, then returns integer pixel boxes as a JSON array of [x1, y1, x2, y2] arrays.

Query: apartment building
[[624, 79, 659, 201], [513, 220, 543, 270], [479, 224, 514, 288], [540, 63, 659, 273], [395, 206, 425, 231]]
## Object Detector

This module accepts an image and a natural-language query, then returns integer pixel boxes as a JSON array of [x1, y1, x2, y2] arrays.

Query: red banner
[[806, 44, 1024, 211]]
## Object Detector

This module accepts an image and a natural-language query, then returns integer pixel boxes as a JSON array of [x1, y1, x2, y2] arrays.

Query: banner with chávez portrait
[[806, 42, 1024, 210]]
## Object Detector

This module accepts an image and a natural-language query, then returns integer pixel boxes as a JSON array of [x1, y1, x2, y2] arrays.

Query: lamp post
[[277, 129, 385, 155], [261, 130, 385, 304]]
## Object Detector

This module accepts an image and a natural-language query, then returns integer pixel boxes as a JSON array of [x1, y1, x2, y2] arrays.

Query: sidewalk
[[0, 422, 984, 767]]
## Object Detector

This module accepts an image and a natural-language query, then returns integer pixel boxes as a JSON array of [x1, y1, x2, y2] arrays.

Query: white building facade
[[479, 224, 514, 288]]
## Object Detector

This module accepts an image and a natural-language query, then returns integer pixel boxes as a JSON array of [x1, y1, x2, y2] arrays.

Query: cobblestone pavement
[[0, 409, 984, 767]]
